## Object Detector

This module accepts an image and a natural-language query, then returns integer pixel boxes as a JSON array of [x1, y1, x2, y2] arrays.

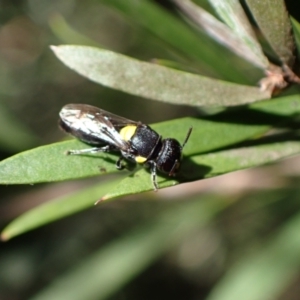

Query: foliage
[[1, 1, 300, 299]]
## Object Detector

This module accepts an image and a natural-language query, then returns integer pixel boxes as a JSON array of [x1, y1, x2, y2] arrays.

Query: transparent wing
[[59, 103, 138, 149]]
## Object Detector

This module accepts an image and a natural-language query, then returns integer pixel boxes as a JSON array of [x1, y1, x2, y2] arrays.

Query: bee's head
[[156, 127, 192, 176], [156, 139, 182, 175]]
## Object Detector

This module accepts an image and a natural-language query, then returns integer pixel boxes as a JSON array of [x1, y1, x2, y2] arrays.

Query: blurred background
[[2, 1, 300, 299]]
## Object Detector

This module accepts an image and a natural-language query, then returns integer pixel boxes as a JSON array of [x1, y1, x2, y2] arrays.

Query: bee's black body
[[59, 104, 192, 190]]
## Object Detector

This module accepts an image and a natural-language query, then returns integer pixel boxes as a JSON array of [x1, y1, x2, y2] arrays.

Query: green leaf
[[173, 0, 268, 69], [1, 94, 299, 186], [207, 0, 268, 68], [51, 45, 270, 106], [103, 140, 300, 200], [48, 13, 99, 46], [290, 17, 300, 59], [0, 140, 123, 184], [250, 93, 300, 115], [245, 0, 295, 67], [207, 211, 300, 300], [1, 180, 117, 240], [1, 94, 300, 237], [29, 197, 227, 300], [102, 0, 249, 82], [0, 115, 270, 185]]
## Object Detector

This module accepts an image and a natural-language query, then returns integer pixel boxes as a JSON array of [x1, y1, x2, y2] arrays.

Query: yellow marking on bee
[[120, 125, 137, 141], [135, 156, 147, 163]]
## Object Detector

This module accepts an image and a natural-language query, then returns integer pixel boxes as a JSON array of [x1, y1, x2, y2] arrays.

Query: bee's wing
[[59, 104, 138, 150], [96, 109, 137, 128]]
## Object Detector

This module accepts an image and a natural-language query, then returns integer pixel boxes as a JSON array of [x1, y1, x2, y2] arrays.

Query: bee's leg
[[116, 156, 125, 170], [66, 145, 113, 155], [149, 162, 159, 191]]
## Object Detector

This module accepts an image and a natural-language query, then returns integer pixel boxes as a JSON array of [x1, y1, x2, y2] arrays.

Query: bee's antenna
[[181, 127, 193, 149]]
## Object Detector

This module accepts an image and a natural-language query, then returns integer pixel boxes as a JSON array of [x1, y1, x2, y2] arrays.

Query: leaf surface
[[245, 0, 295, 66], [51, 45, 270, 107]]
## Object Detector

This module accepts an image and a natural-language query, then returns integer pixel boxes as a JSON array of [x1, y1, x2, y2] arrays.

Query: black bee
[[59, 104, 192, 190]]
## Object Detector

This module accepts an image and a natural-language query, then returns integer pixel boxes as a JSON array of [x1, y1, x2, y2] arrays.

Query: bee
[[59, 104, 192, 190]]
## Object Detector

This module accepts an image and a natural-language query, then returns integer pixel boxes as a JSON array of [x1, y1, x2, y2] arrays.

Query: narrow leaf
[[207, 0, 268, 68], [207, 211, 300, 300], [51, 45, 270, 106], [0, 116, 270, 185], [0, 140, 122, 184], [102, 0, 249, 82], [290, 17, 300, 59], [173, 0, 268, 69], [48, 13, 99, 46], [245, 0, 295, 67], [1, 180, 117, 240], [1, 94, 299, 186], [30, 197, 226, 300], [103, 140, 300, 200]]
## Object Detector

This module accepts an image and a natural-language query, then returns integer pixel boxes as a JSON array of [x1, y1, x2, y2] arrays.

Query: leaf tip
[[96, 190, 117, 203], [49, 45, 58, 52], [50, 45, 64, 57], [1, 232, 10, 242], [94, 197, 105, 205]]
